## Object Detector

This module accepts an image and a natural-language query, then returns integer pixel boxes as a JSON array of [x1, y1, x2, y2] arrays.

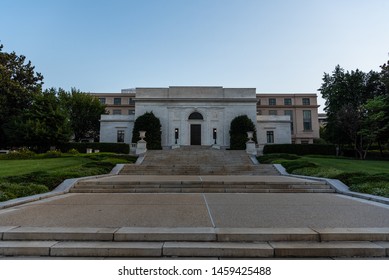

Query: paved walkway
[[1, 148, 389, 258], [1, 192, 389, 228]]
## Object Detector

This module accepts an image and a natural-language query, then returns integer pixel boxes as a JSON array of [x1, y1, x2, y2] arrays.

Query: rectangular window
[[114, 97, 121, 105], [302, 98, 310, 105], [284, 98, 292, 105], [257, 99, 261, 105], [113, 109, 121, 115], [117, 130, 125, 143], [269, 110, 277, 115], [284, 110, 294, 133], [98, 98, 106, 104], [303, 110, 312, 131], [266, 131, 274, 143], [129, 98, 135, 105], [128, 109, 135, 115], [257, 109, 262, 115], [269, 98, 276, 106]]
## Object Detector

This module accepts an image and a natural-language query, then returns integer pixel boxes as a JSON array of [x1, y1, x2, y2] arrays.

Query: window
[[113, 109, 121, 115], [188, 112, 203, 120], [269, 110, 277, 115], [98, 98, 106, 104], [303, 110, 312, 131], [114, 98, 121, 105], [257, 109, 262, 115], [302, 98, 310, 105], [128, 109, 135, 115], [129, 98, 135, 105], [257, 99, 261, 105], [284, 110, 294, 133], [117, 130, 125, 143], [284, 98, 292, 105], [266, 131, 274, 143], [301, 140, 309, 144], [269, 98, 276, 106]]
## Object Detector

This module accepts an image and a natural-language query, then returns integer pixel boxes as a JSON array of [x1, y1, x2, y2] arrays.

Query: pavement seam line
[[202, 194, 216, 228], [310, 228, 322, 242]]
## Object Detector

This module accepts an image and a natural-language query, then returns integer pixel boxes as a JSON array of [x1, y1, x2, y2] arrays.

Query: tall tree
[[359, 95, 389, 157], [380, 59, 389, 92], [0, 44, 43, 146], [4, 89, 71, 150], [319, 65, 385, 158], [59, 88, 106, 142]]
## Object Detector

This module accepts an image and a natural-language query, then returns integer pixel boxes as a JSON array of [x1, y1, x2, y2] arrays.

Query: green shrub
[[278, 160, 318, 173], [332, 172, 369, 186], [132, 112, 162, 150], [229, 115, 257, 150], [58, 142, 130, 154], [82, 161, 115, 169], [0, 182, 49, 202], [258, 153, 300, 163], [263, 144, 336, 156], [333, 172, 389, 186], [5, 171, 62, 191], [292, 167, 343, 178], [0, 148, 36, 160], [350, 182, 389, 198], [43, 150, 62, 158], [67, 148, 79, 155]]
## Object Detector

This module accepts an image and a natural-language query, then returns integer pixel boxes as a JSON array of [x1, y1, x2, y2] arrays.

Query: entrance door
[[190, 124, 201, 145]]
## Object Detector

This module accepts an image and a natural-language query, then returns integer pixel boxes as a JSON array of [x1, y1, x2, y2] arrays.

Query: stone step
[[119, 166, 279, 176], [269, 241, 386, 258], [71, 188, 335, 193], [2, 227, 389, 242], [1, 227, 388, 257], [75, 180, 328, 187], [71, 180, 333, 193], [0, 241, 387, 258]]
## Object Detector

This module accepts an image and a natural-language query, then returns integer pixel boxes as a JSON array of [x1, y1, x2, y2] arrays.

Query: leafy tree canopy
[[59, 88, 107, 142], [4, 89, 71, 150], [0, 44, 44, 145], [319, 64, 388, 158]]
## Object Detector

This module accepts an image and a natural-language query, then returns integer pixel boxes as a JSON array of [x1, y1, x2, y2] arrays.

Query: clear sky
[[1, 0, 389, 112]]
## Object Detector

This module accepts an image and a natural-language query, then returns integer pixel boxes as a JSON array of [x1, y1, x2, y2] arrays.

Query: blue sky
[[1, 0, 389, 112]]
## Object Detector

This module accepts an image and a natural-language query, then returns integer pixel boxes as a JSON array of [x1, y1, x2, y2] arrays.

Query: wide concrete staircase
[[71, 147, 334, 194], [1, 226, 388, 258], [120, 148, 278, 176]]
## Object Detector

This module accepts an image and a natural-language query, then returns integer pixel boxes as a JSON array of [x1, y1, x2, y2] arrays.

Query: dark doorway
[[190, 124, 201, 145]]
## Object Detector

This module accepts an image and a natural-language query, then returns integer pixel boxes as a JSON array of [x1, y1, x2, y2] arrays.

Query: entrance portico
[[134, 86, 257, 148]]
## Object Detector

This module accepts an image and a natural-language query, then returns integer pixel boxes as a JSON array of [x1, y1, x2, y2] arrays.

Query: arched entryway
[[188, 112, 203, 145]]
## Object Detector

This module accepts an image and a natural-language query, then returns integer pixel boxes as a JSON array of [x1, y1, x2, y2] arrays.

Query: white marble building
[[99, 86, 292, 150]]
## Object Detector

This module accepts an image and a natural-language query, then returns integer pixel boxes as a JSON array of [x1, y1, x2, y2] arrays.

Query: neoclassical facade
[[95, 86, 319, 151]]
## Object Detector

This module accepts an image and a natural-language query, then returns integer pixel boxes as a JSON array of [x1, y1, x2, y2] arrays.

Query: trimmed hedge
[[263, 144, 336, 156], [58, 142, 129, 154]]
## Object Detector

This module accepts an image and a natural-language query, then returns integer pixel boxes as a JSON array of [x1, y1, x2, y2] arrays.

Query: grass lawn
[[303, 156, 389, 174], [0, 153, 136, 202], [258, 153, 389, 198], [0, 157, 91, 178]]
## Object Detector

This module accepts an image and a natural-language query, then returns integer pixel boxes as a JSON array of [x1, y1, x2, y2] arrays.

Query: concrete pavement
[[1, 147, 389, 258], [1, 192, 389, 228]]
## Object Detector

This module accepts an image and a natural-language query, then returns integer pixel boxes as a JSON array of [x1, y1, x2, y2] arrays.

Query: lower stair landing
[[71, 175, 334, 193]]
